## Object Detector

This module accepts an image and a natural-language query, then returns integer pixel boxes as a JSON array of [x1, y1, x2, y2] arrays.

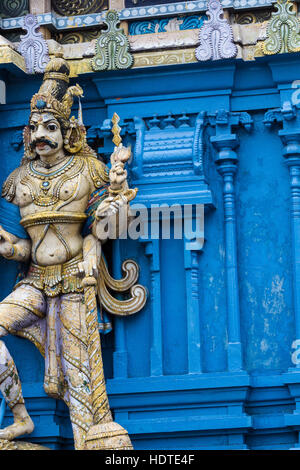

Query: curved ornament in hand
[[98, 274, 147, 316], [100, 256, 140, 292]]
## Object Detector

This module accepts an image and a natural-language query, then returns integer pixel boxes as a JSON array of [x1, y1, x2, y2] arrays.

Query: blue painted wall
[[1, 55, 300, 449]]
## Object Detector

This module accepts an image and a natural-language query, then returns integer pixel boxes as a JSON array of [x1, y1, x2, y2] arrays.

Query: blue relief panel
[[129, 14, 206, 35]]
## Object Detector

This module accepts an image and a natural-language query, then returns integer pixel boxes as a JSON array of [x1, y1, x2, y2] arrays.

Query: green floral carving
[[262, 0, 300, 54], [91, 10, 133, 71]]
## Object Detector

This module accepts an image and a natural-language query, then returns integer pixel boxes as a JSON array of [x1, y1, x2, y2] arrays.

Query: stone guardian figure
[[0, 56, 146, 450]]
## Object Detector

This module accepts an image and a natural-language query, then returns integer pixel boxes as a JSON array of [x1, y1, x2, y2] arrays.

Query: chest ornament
[[20, 156, 84, 207]]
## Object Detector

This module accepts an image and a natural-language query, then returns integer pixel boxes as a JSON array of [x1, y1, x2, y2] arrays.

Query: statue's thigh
[[0, 284, 46, 332]]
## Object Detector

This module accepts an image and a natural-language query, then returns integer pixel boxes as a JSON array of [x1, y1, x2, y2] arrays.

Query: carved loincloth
[[15, 253, 84, 297]]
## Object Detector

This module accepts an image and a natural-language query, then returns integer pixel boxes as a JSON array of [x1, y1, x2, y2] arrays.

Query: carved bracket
[[196, 0, 237, 61], [18, 14, 49, 74], [260, 0, 300, 55], [91, 10, 133, 71]]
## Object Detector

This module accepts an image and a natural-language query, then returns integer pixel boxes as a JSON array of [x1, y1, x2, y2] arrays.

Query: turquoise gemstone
[[42, 181, 50, 187], [36, 99, 46, 109]]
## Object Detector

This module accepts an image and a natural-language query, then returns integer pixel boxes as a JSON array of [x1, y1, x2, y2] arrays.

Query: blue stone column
[[211, 133, 243, 372], [265, 103, 300, 447], [279, 131, 300, 356]]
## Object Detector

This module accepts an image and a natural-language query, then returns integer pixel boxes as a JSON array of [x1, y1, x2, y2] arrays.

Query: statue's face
[[29, 112, 64, 158]]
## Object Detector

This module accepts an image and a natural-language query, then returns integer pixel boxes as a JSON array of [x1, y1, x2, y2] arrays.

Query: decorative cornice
[[129, 29, 200, 51], [0, 41, 25, 72], [0, 1, 284, 32]]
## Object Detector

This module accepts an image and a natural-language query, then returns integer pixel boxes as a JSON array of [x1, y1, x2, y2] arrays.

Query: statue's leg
[[0, 329, 34, 439], [59, 293, 94, 450], [0, 285, 46, 440]]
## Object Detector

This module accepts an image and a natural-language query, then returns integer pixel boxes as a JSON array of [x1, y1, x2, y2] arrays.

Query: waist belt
[[20, 211, 87, 229], [16, 253, 84, 297]]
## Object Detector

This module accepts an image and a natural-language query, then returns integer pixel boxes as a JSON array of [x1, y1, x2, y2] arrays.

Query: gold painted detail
[[20, 156, 85, 207], [111, 112, 122, 147], [98, 256, 147, 316], [0, 45, 26, 71], [0, 440, 50, 450], [0, 300, 45, 319], [20, 211, 87, 229], [2, 167, 20, 202], [63, 350, 90, 380], [84, 422, 133, 450], [86, 156, 110, 188], [83, 280, 111, 425], [16, 253, 84, 297], [133, 48, 197, 68]]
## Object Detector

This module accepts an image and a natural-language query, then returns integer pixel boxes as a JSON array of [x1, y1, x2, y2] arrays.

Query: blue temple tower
[[0, 0, 300, 450]]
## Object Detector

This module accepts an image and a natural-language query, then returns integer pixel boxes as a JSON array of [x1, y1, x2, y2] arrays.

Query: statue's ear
[[23, 125, 36, 160], [63, 117, 85, 154]]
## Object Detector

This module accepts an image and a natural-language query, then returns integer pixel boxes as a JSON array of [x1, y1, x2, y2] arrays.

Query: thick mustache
[[30, 138, 58, 149]]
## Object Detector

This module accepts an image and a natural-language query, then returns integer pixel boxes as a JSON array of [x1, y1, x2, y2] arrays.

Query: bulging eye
[[29, 124, 37, 132], [47, 124, 58, 132]]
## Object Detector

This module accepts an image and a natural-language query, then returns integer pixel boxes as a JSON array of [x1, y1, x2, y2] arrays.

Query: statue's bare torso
[[13, 156, 97, 265]]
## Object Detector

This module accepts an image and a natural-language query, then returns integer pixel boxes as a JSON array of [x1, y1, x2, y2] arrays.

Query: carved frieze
[[129, 15, 206, 35], [0, 0, 28, 18], [52, 0, 108, 16], [54, 30, 101, 44], [232, 9, 272, 24], [129, 29, 200, 51]]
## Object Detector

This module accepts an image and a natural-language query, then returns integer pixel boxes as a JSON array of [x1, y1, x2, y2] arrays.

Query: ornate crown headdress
[[30, 55, 83, 122], [23, 55, 96, 161]]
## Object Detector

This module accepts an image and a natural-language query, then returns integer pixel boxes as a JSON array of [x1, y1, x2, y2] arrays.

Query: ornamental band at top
[[0, 55, 146, 450]]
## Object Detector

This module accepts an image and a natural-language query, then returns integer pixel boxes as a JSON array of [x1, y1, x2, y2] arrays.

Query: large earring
[[23, 125, 36, 160], [63, 116, 85, 154]]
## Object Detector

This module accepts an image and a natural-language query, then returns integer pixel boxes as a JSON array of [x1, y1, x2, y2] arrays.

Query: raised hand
[[109, 145, 131, 192]]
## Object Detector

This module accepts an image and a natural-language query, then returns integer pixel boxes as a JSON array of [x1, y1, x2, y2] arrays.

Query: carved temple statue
[[0, 55, 146, 450]]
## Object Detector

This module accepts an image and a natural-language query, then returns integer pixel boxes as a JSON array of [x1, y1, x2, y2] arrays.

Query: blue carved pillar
[[184, 238, 204, 374], [143, 239, 163, 377], [280, 131, 300, 350], [212, 134, 241, 371], [210, 110, 252, 372], [264, 102, 300, 365], [264, 101, 300, 447]]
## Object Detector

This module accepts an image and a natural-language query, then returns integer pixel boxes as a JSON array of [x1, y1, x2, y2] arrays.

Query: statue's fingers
[[78, 262, 85, 276]]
